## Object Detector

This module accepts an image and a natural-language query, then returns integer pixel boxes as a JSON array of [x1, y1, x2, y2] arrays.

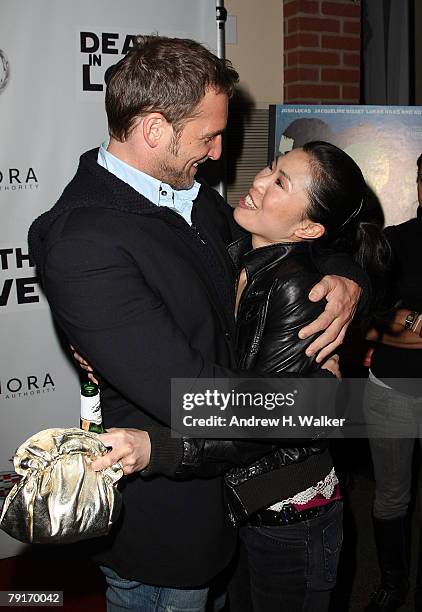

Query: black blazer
[[29, 149, 242, 586]]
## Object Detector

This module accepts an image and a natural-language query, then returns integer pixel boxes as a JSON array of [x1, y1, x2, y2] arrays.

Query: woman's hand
[[70, 345, 99, 384], [320, 354, 341, 380], [299, 275, 361, 363]]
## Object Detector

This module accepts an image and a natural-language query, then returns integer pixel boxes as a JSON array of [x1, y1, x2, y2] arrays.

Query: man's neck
[[107, 137, 157, 179]]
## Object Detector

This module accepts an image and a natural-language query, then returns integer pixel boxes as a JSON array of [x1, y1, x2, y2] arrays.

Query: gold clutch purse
[[0, 428, 123, 544]]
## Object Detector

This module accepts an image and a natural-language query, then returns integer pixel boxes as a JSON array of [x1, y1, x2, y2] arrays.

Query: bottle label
[[80, 418, 104, 433], [80, 392, 102, 425]]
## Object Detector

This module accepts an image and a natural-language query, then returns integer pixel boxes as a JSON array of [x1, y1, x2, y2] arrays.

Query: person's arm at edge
[[367, 308, 422, 348]]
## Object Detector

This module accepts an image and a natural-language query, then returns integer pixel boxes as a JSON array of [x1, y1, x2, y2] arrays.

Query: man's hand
[[90, 428, 151, 475], [299, 275, 361, 363], [70, 345, 99, 384]]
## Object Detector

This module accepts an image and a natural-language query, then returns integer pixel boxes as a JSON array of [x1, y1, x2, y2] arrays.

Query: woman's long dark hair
[[302, 140, 391, 315]]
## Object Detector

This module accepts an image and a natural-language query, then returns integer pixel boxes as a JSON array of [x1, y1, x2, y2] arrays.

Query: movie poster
[[269, 105, 422, 227]]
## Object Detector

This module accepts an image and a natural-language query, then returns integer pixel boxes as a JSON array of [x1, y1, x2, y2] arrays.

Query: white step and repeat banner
[[0, 0, 218, 559]]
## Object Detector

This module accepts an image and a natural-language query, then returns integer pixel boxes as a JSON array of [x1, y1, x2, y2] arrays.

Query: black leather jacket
[[174, 238, 336, 523], [231, 237, 325, 374]]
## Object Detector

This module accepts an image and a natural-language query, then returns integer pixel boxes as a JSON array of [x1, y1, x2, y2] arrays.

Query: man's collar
[[97, 144, 200, 209]]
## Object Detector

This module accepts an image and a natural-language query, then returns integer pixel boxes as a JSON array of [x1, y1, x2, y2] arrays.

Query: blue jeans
[[232, 501, 343, 612], [100, 566, 209, 612]]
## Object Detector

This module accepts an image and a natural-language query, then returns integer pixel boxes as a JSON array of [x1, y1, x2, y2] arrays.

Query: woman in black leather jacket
[[175, 141, 389, 612]]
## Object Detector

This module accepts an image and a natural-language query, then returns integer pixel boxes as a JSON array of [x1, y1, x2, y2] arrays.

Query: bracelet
[[411, 314, 422, 334], [404, 311, 418, 330]]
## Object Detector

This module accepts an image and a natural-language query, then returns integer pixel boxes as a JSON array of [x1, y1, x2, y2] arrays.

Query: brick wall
[[284, 0, 361, 103]]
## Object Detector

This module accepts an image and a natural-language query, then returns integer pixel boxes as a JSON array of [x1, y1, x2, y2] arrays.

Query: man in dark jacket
[[29, 35, 366, 611]]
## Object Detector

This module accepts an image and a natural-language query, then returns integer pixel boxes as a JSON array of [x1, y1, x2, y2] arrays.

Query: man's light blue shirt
[[97, 144, 200, 225]]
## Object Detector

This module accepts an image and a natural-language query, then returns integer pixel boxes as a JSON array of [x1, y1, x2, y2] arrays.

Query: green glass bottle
[[80, 380, 105, 433]]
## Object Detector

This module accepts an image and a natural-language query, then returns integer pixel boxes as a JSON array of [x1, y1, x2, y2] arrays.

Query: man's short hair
[[106, 35, 239, 142]]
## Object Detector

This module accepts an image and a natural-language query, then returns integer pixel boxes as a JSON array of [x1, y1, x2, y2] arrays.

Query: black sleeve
[[247, 272, 326, 374], [312, 246, 371, 314], [142, 429, 280, 479]]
